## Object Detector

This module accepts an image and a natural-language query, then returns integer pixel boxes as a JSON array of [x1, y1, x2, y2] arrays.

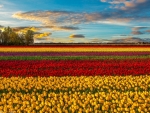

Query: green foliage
[[24, 30, 34, 45], [0, 26, 34, 45]]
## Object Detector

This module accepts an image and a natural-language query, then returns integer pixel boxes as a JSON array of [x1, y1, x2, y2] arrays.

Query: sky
[[0, 0, 150, 43]]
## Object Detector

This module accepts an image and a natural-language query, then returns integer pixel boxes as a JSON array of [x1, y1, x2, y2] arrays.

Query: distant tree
[[2, 27, 10, 44], [0, 26, 35, 45], [9, 32, 21, 45], [24, 30, 34, 45], [0, 30, 4, 44], [4, 26, 13, 34], [18, 33, 25, 45]]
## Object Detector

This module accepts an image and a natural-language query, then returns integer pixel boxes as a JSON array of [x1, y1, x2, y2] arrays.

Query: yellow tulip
[[36, 106, 40, 110]]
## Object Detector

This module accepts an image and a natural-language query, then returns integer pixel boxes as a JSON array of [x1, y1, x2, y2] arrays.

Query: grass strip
[[1, 55, 150, 60]]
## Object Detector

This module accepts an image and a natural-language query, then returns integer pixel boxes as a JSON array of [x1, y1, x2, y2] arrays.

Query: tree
[[17, 33, 25, 45], [9, 31, 20, 45], [0, 30, 4, 44], [24, 30, 34, 45], [2, 26, 13, 45], [0, 26, 35, 45]]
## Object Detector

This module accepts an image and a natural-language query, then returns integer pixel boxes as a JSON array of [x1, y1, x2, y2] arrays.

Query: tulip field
[[0, 45, 150, 113]]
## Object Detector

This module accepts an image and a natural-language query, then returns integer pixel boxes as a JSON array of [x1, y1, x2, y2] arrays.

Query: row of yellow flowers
[[1, 47, 150, 52], [0, 76, 149, 113]]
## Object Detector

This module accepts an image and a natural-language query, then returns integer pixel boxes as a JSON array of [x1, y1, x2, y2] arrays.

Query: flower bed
[[0, 76, 149, 113], [1, 59, 150, 77], [0, 52, 150, 56], [0, 46, 150, 113], [1, 47, 150, 52]]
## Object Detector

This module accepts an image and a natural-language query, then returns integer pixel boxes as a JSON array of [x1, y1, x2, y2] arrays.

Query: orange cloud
[[12, 0, 150, 30], [13, 27, 41, 33], [124, 1, 136, 8], [101, 0, 148, 11], [12, 10, 134, 30], [34, 32, 52, 38]]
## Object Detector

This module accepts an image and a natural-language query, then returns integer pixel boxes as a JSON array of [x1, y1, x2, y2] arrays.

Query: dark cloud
[[88, 37, 148, 43], [131, 31, 144, 35], [101, 0, 150, 22], [55, 26, 79, 30], [124, 0, 150, 13], [13, 25, 79, 31], [12, 27, 28, 32], [35, 37, 50, 40], [11, 26, 52, 38], [119, 34, 130, 36], [111, 37, 145, 43], [101, 0, 150, 13], [34, 32, 52, 35], [132, 26, 148, 31], [69, 34, 85, 38], [131, 26, 150, 35], [39, 25, 79, 31], [12, 26, 41, 32], [13, 26, 54, 30], [13, 26, 29, 29], [34, 32, 43, 34]]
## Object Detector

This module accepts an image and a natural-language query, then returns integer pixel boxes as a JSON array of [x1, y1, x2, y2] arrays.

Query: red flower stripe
[[0, 59, 150, 77]]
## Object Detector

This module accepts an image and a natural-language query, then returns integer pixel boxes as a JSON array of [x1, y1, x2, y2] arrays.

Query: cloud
[[34, 32, 52, 38], [12, 11, 85, 26], [111, 37, 145, 43], [88, 38, 143, 43], [34, 37, 50, 41], [69, 34, 85, 38], [12, 7, 150, 31], [13, 26, 29, 31], [91, 37, 149, 43], [131, 31, 143, 35], [52, 26, 79, 31], [12, 26, 52, 38], [13, 11, 84, 31], [34, 32, 43, 34], [101, 0, 148, 11], [131, 26, 150, 35], [89, 38, 103, 43], [119, 35, 129, 36], [12, 0, 150, 32], [0, 5, 3, 8], [122, 0, 148, 11], [146, 30, 150, 33], [100, 0, 150, 21], [132, 26, 148, 31], [12, 10, 136, 29], [12, 26, 41, 32]]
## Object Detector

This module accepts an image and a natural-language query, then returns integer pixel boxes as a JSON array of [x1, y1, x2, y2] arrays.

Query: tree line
[[0, 26, 34, 45]]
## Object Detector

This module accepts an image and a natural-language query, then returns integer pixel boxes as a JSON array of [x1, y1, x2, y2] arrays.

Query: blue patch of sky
[[5, 0, 108, 12]]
